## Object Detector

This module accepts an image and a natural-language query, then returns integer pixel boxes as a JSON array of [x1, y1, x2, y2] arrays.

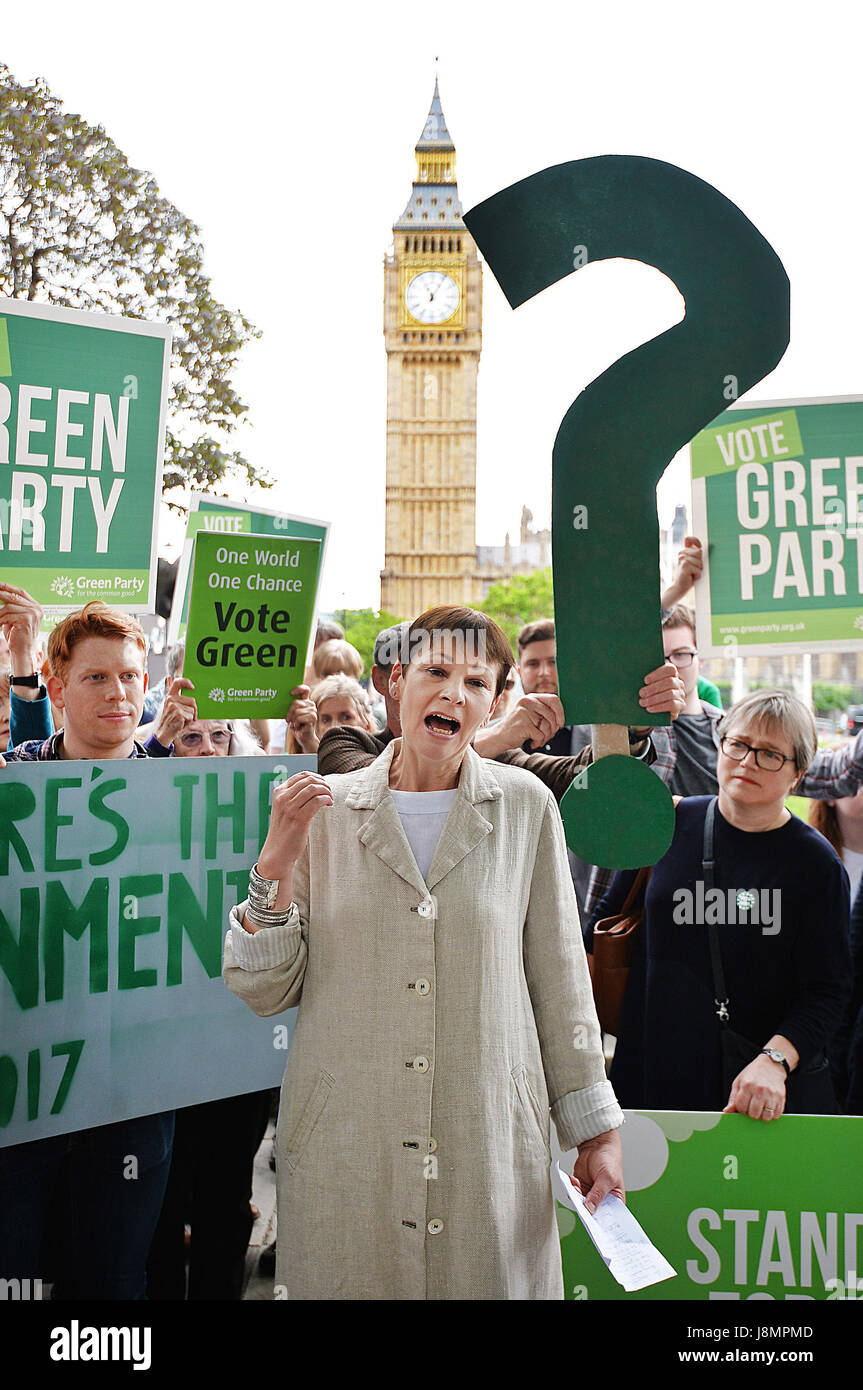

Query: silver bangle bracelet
[[244, 902, 294, 931], [249, 862, 280, 909], [247, 883, 281, 910]]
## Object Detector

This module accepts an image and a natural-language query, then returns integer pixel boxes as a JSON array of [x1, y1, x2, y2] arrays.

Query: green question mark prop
[[464, 156, 789, 867]]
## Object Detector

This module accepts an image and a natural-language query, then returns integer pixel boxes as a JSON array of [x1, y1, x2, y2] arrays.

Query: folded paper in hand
[[551, 1161, 676, 1293]]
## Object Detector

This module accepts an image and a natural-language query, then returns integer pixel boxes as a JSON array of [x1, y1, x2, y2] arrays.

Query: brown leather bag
[[588, 866, 650, 1034]]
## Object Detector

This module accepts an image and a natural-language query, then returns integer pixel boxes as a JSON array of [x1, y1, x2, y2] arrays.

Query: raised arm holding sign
[[151, 675, 199, 751], [0, 299, 170, 621], [182, 533, 322, 721]]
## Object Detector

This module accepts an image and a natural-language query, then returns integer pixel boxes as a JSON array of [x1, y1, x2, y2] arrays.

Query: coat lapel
[[357, 797, 430, 897], [426, 746, 502, 888], [347, 741, 428, 896], [345, 740, 504, 895], [424, 799, 494, 890]]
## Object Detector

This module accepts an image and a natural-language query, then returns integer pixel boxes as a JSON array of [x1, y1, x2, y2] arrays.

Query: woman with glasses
[[144, 674, 263, 757], [147, 718, 262, 757], [171, 721, 263, 757], [587, 689, 852, 1119]]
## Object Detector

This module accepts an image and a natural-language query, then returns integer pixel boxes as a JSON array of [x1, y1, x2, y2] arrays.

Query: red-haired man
[[0, 601, 173, 1301]]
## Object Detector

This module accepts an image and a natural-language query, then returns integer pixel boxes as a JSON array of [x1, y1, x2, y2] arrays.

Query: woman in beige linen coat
[[223, 606, 627, 1300]]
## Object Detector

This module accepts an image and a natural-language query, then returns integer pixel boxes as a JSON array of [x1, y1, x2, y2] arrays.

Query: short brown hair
[[661, 605, 696, 640], [517, 618, 555, 656], [402, 606, 514, 698], [718, 689, 817, 774], [47, 603, 147, 684]]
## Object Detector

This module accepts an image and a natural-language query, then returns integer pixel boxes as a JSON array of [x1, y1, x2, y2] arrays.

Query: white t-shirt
[[389, 788, 458, 881], [841, 846, 863, 906]]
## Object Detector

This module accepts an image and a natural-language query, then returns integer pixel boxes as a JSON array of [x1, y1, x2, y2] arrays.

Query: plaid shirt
[[585, 715, 863, 920], [3, 730, 150, 762]]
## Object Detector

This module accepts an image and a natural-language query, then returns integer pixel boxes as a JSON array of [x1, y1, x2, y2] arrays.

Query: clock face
[[405, 271, 460, 324]]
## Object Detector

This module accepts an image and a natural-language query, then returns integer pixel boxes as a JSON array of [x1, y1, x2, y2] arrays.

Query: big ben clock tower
[[381, 82, 483, 616]]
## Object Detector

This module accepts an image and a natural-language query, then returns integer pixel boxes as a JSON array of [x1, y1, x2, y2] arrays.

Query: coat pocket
[[281, 1070, 335, 1174], [510, 1062, 550, 1160]]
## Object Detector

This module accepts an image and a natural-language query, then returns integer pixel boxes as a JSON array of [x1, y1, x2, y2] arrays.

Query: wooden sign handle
[[592, 723, 630, 760]]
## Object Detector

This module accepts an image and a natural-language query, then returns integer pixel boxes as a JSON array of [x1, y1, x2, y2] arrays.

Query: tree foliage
[[334, 608, 402, 679], [812, 682, 854, 715], [479, 569, 554, 653], [0, 63, 265, 497]]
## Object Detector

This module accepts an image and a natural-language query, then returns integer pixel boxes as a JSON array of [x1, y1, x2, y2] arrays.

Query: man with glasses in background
[[656, 604, 722, 795]]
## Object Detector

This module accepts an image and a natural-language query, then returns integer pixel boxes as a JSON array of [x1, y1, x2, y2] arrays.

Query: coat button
[[414, 978, 431, 995], [427, 1218, 444, 1235], [412, 1056, 430, 1073], [428, 1137, 438, 1153], [417, 901, 433, 918]]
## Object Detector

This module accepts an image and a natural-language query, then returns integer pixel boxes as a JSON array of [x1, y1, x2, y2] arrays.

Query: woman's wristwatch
[[760, 1048, 791, 1078]]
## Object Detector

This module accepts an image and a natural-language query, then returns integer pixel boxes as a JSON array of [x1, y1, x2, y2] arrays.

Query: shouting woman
[[224, 605, 629, 1300]]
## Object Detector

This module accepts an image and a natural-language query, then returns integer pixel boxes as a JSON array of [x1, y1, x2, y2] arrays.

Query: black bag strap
[[702, 797, 731, 1023]]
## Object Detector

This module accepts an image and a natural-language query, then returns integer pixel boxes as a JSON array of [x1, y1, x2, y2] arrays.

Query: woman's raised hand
[[286, 685, 320, 753], [257, 771, 333, 877], [154, 676, 198, 747]]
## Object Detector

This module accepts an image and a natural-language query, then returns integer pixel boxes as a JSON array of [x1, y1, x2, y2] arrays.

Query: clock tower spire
[[381, 82, 483, 617]]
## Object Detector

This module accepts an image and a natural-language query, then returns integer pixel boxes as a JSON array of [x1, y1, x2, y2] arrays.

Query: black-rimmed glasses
[[667, 648, 697, 669], [720, 735, 795, 773]]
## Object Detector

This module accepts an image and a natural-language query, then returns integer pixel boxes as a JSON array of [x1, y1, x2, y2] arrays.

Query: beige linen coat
[[223, 741, 619, 1300]]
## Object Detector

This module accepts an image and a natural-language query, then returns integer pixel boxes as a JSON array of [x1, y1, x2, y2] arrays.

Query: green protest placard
[[0, 754, 315, 1148], [166, 494, 330, 646], [560, 1110, 863, 1300], [182, 532, 320, 718], [0, 297, 171, 616], [691, 397, 863, 655]]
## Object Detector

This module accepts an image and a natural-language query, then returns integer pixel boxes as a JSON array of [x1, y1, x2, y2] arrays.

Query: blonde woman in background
[[285, 673, 376, 755], [312, 638, 364, 682], [301, 618, 345, 688]]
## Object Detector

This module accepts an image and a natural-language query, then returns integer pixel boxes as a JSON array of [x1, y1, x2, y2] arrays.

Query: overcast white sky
[[3, 1, 862, 610]]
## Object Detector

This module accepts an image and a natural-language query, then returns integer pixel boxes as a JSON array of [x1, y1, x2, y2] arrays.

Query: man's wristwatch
[[10, 673, 42, 688], [760, 1048, 791, 1078]]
